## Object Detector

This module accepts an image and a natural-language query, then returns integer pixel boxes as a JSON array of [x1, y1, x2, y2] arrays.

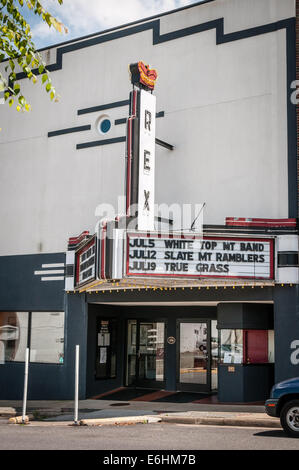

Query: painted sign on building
[[126, 233, 274, 279]]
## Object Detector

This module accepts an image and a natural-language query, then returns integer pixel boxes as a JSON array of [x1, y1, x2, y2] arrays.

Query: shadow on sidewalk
[[253, 430, 288, 439]]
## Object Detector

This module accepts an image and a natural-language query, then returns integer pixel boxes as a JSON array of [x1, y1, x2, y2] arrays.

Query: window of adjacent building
[[0, 311, 64, 365], [0, 312, 29, 363], [30, 312, 65, 364]]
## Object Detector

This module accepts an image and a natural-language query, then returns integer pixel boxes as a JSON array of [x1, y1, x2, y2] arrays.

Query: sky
[[23, 0, 200, 49]]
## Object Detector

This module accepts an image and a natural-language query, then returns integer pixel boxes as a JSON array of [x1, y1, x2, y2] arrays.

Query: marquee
[[126, 233, 274, 280]]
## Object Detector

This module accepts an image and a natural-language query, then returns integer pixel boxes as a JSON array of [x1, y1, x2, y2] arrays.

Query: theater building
[[0, 0, 299, 402]]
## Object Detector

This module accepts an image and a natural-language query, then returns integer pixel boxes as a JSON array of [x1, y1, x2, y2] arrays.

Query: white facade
[[0, 0, 296, 256]]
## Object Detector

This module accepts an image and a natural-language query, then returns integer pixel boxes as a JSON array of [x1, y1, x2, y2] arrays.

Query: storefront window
[[0, 312, 29, 363], [30, 312, 65, 364], [220, 329, 243, 364]]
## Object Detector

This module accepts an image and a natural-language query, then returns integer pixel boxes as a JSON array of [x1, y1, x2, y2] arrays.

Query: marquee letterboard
[[126, 233, 274, 279], [74, 235, 97, 288]]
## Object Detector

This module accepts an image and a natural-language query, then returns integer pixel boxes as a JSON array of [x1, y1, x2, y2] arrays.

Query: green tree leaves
[[0, 0, 67, 112]]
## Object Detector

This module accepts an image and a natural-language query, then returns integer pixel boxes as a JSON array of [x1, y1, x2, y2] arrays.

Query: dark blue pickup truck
[[265, 377, 299, 437]]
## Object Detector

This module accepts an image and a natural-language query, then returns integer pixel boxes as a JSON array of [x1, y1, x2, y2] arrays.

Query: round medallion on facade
[[96, 115, 112, 135], [167, 336, 176, 345]]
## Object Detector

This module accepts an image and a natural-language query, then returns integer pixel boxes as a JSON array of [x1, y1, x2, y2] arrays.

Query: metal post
[[74, 345, 79, 425], [22, 348, 29, 424]]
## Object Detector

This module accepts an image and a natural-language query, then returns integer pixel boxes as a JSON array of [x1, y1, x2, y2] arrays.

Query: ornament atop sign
[[129, 61, 158, 91]]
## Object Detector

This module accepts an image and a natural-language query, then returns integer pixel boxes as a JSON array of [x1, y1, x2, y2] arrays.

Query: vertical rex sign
[[126, 62, 158, 232], [137, 90, 156, 231]]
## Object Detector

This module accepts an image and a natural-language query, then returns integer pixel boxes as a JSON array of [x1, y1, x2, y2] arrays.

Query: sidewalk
[[0, 398, 281, 429]]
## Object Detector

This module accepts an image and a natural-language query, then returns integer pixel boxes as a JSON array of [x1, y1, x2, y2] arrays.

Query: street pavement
[[0, 421, 298, 450]]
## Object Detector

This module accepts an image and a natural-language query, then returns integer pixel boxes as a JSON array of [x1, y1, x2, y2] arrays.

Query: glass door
[[126, 320, 165, 388], [177, 321, 211, 392]]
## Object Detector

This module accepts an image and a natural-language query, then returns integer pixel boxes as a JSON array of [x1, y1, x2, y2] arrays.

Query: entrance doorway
[[126, 320, 165, 388], [177, 320, 218, 392]]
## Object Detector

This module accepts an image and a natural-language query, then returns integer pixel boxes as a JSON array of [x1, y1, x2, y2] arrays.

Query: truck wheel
[[280, 400, 299, 437]]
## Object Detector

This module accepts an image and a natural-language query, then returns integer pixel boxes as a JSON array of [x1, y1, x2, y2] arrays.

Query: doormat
[[152, 392, 211, 403], [95, 388, 214, 403]]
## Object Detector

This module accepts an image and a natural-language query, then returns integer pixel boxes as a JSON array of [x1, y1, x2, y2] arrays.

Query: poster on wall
[[126, 233, 274, 279], [100, 347, 107, 364]]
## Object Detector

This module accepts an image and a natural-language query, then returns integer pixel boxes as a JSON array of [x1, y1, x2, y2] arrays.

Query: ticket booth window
[[243, 330, 275, 364], [220, 329, 243, 364], [220, 329, 274, 364]]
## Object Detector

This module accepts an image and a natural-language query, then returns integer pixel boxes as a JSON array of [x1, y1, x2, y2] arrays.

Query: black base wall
[[273, 286, 299, 383], [0, 292, 88, 400], [218, 364, 274, 402], [0, 253, 69, 400], [1, 268, 299, 401]]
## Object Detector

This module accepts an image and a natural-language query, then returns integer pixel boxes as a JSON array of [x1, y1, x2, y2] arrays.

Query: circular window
[[96, 115, 112, 135]]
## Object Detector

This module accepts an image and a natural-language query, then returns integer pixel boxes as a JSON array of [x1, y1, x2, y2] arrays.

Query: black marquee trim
[[204, 224, 298, 235], [277, 252, 299, 267], [18, 14, 295, 217]]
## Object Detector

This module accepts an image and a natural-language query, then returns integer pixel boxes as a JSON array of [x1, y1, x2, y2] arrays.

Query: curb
[[79, 416, 162, 426], [0, 408, 16, 418], [160, 416, 281, 428], [4, 414, 281, 428]]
